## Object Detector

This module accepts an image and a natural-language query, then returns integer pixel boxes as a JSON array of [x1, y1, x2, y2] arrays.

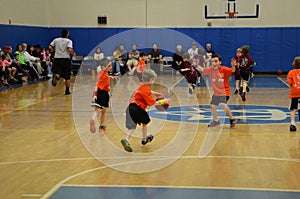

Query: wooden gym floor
[[1, 73, 300, 199]]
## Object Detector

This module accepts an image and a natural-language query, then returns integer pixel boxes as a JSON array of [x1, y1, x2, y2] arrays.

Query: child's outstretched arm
[[181, 68, 190, 72], [197, 66, 204, 72], [151, 90, 163, 97]]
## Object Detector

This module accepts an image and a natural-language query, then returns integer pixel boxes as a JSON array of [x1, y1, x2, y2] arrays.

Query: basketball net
[[225, 12, 238, 26]]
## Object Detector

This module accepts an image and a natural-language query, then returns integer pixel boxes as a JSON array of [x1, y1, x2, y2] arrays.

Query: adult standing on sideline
[[172, 45, 185, 73], [49, 29, 76, 95]]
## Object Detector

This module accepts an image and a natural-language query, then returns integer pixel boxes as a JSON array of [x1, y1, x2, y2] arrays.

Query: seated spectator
[[0, 55, 10, 86], [94, 47, 104, 67], [2, 46, 13, 61], [13, 53, 28, 82], [14, 44, 36, 80], [149, 43, 162, 65], [22, 43, 43, 77], [119, 44, 128, 75], [112, 46, 122, 76], [204, 43, 216, 67], [127, 44, 139, 75], [2, 54, 17, 83], [187, 42, 198, 59], [172, 45, 185, 72]]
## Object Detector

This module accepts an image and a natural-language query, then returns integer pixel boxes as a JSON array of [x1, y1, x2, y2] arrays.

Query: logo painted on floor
[[148, 105, 291, 124]]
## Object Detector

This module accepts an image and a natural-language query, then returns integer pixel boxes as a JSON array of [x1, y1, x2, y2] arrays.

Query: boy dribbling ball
[[287, 56, 300, 132], [121, 69, 170, 152]]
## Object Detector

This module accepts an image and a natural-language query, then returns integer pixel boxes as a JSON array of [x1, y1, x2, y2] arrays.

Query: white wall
[[0, 0, 299, 27], [0, 0, 48, 26]]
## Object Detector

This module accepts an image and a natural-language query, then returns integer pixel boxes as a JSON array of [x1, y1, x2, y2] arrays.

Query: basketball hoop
[[225, 12, 238, 18]]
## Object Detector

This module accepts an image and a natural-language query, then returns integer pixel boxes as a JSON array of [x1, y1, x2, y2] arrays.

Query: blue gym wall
[[1, 24, 300, 73]]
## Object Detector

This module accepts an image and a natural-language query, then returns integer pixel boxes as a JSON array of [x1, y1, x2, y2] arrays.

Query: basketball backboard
[[205, 0, 259, 19]]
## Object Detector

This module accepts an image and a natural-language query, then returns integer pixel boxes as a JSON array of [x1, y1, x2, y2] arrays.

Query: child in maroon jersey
[[238, 45, 254, 101]]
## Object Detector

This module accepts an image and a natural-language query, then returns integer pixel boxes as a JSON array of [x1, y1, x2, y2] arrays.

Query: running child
[[89, 58, 117, 134], [128, 52, 147, 82], [287, 56, 300, 132], [238, 45, 254, 101], [181, 54, 198, 95], [121, 69, 170, 152], [197, 54, 237, 128], [233, 48, 242, 95]]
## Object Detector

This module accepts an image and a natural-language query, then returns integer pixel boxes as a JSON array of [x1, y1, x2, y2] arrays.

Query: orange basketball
[[277, 69, 283, 75]]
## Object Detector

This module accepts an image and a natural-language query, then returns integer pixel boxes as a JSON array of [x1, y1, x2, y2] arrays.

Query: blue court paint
[[148, 105, 290, 124], [50, 186, 300, 199]]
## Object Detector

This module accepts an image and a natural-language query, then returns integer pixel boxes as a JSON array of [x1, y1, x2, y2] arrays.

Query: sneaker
[[197, 82, 201, 86], [241, 92, 246, 101], [99, 125, 106, 133], [65, 90, 71, 95], [234, 89, 239, 95], [51, 75, 57, 86], [141, 134, 154, 145], [114, 72, 121, 76], [239, 87, 243, 95], [246, 86, 250, 93], [290, 124, 297, 132], [89, 119, 96, 133], [121, 139, 133, 152], [230, 119, 237, 128], [188, 87, 193, 94], [208, 120, 220, 127]]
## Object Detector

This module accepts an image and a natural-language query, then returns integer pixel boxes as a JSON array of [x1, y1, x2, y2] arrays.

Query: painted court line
[[61, 184, 300, 193], [22, 194, 42, 197], [1, 155, 300, 166], [41, 155, 300, 199]]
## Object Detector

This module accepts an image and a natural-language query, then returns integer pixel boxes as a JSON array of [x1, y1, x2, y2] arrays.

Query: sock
[[291, 120, 296, 126], [66, 87, 70, 92]]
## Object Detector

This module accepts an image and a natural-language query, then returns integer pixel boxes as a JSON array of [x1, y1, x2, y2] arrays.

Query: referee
[[49, 29, 76, 95]]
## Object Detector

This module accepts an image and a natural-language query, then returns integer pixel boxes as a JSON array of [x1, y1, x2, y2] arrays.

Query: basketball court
[[1, 70, 300, 199], [1, 0, 300, 198]]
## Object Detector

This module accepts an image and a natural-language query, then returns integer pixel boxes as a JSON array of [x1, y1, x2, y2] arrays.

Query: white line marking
[[277, 76, 289, 87], [40, 157, 174, 199], [62, 184, 300, 193], [1, 155, 300, 166], [22, 194, 42, 197]]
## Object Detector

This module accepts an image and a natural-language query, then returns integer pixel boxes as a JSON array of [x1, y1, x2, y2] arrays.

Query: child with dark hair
[[181, 54, 198, 95], [128, 52, 148, 82], [197, 54, 237, 128], [233, 48, 242, 94], [287, 56, 300, 132], [0, 55, 10, 86], [2, 54, 17, 83], [238, 45, 254, 101]]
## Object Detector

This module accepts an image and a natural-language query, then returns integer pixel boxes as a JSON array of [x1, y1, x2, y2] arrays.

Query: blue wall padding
[[1, 24, 299, 73]]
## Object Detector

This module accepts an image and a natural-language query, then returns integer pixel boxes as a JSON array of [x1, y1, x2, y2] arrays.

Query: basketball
[[154, 97, 170, 111], [277, 69, 283, 75]]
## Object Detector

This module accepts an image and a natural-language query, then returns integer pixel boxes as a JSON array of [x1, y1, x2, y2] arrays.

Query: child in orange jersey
[[128, 52, 147, 81], [90, 58, 117, 133], [121, 69, 170, 152], [197, 54, 237, 128], [287, 56, 300, 132]]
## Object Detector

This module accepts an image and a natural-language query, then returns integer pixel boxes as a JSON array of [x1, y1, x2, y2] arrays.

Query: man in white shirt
[[187, 42, 198, 59], [49, 29, 76, 95]]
